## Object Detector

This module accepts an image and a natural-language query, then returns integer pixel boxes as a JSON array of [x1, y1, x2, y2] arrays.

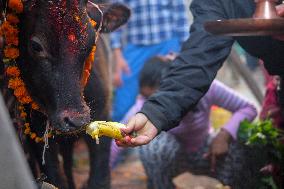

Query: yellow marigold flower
[[6, 66, 20, 77], [35, 137, 42, 143], [75, 15, 80, 22], [20, 111, 27, 118], [8, 0, 24, 13], [24, 128, 31, 135], [4, 46, 19, 59], [8, 77, 24, 89], [30, 133, 36, 139], [6, 14, 20, 25], [89, 19, 97, 28]]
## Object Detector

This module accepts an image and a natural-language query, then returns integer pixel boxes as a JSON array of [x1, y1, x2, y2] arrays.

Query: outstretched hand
[[204, 129, 232, 173], [274, 4, 284, 41], [116, 113, 158, 147]]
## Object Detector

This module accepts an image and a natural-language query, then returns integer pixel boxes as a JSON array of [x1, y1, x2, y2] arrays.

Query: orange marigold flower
[[6, 66, 20, 77], [81, 70, 90, 87], [6, 14, 20, 25], [5, 35, 19, 46], [8, 77, 24, 89], [81, 45, 96, 87], [35, 137, 42, 143], [85, 45, 96, 66], [0, 21, 14, 33], [8, 0, 24, 13], [4, 46, 19, 59], [24, 128, 31, 134], [31, 102, 39, 110], [24, 123, 30, 128], [14, 85, 27, 97], [19, 95, 32, 104], [20, 111, 27, 118], [30, 133, 36, 139]]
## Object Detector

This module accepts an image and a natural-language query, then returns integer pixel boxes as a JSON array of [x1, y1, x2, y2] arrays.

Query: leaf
[[261, 176, 278, 189]]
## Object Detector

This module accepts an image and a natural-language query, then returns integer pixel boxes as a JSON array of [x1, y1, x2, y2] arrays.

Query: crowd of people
[[1, 0, 283, 188], [107, 0, 284, 188]]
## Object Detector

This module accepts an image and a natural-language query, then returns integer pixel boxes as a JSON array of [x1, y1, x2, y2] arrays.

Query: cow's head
[[18, 0, 130, 133]]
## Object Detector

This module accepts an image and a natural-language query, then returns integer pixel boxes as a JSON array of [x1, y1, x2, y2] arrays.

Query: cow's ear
[[87, 2, 130, 33]]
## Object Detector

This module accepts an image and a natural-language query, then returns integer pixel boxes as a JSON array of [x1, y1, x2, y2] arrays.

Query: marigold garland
[[6, 14, 20, 24], [81, 45, 96, 87], [1, 0, 98, 142], [1, 0, 45, 143], [4, 46, 19, 59], [6, 66, 20, 77], [8, 0, 24, 13]]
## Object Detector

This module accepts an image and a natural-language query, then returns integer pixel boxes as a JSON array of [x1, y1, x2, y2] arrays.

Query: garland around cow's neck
[[0, 0, 98, 143]]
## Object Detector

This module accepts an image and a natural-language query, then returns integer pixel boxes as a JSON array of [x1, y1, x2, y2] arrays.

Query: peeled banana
[[86, 121, 127, 144]]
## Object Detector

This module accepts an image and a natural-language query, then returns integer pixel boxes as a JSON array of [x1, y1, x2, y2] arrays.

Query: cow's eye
[[30, 40, 44, 53], [31, 40, 43, 53], [29, 37, 45, 55]]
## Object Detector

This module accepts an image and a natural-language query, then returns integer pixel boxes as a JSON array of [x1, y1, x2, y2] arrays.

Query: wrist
[[220, 128, 232, 142]]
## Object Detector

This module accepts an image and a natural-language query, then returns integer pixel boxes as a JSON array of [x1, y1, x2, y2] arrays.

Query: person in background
[[112, 55, 257, 188], [117, 0, 284, 149], [109, 0, 190, 122]]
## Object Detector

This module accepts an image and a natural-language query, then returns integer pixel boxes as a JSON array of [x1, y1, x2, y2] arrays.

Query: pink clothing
[[121, 80, 257, 153]]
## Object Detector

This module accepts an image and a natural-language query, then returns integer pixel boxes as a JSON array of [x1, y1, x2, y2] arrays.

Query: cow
[[0, 0, 130, 188]]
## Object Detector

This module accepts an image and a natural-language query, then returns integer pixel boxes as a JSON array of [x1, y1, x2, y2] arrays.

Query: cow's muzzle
[[53, 108, 91, 134]]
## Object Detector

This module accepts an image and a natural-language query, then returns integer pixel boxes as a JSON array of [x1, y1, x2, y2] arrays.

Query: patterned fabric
[[109, 0, 190, 48], [139, 132, 264, 189]]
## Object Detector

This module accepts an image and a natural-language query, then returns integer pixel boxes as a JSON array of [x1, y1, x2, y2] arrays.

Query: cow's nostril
[[63, 117, 77, 128], [57, 110, 90, 133], [63, 117, 70, 124]]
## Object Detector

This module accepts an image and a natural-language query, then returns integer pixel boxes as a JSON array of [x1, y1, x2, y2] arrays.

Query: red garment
[[260, 73, 283, 128]]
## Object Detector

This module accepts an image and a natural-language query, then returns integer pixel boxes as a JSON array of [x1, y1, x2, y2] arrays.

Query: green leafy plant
[[238, 119, 282, 147], [238, 119, 284, 188]]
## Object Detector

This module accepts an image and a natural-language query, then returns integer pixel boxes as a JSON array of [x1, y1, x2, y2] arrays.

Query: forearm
[[140, 45, 232, 132], [209, 81, 258, 140], [140, 0, 235, 132], [223, 105, 257, 140]]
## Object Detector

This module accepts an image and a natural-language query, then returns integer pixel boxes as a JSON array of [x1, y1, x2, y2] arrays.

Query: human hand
[[112, 49, 130, 87], [204, 129, 232, 172], [273, 4, 284, 41], [116, 113, 158, 147]]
